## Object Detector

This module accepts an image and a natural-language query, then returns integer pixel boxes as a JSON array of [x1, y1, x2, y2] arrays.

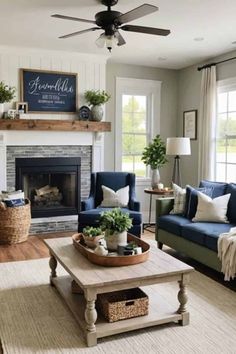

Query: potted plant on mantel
[[0, 81, 16, 118], [141, 135, 168, 189], [82, 226, 104, 249], [100, 208, 132, 251], [84, 89, 110, 122]]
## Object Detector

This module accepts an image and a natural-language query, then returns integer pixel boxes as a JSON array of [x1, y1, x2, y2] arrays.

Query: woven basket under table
[[0, 199, 31, 244], [97, 288, 149, 323]]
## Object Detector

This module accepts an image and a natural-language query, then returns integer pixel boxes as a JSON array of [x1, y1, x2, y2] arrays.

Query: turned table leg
[[84, 290, 97, 347], [177, 274, 190, 326], [49, 253, 57, 285]]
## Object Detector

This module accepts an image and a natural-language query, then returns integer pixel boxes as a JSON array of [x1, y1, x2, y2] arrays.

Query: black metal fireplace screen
[[15, 157, 81, 218]]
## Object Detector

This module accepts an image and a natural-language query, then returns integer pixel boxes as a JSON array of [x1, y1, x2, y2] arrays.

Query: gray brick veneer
[[6, 145, 92, 234]]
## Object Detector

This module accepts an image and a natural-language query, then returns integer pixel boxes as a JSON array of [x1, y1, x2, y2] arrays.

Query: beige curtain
[[198, 66, 217, 181]]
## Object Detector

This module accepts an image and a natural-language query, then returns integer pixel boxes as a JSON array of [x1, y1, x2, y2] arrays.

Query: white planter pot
[[151, 168, 160, 189], [105, 230, 127, 251], [91, 105, 103, 121], [0, 103, 4, 118]]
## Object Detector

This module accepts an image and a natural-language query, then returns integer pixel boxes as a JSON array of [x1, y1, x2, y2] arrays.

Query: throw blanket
[[218, 227, 236, 281]]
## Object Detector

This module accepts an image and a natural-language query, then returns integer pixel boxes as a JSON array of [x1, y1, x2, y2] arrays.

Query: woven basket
[[97, 288, 149, 323], [0, 199, 31, 244]]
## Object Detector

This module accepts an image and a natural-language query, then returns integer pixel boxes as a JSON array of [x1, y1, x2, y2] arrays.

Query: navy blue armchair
[[78, 172, 142, 237]]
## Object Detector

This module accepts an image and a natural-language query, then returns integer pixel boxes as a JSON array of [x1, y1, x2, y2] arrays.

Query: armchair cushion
[[79, 172, 142, 237]]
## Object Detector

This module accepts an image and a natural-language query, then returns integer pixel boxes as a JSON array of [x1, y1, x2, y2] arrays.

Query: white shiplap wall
[[0, 45, 107, 118], [0, 46, 108, 191]]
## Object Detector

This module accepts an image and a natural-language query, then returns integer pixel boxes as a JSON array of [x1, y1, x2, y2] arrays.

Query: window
[[216, 79, 236, 182], [116, 78, 161, 180]]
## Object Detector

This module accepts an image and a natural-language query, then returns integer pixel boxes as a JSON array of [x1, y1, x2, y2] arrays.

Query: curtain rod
[[197, 56, 236, 71]]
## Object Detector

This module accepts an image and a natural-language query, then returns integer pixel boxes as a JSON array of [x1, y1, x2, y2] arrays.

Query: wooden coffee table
[[44, 237, 194, 347]]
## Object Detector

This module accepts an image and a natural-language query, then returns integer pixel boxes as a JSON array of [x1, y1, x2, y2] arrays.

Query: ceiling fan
[[52, 0, 170, 52]]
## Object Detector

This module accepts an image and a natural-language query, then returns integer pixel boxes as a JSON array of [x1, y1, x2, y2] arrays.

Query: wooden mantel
[[0, 119, 111, 132]]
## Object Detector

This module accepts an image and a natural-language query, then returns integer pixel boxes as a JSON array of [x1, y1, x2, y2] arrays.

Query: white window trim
[[218, 76, 236, 93], [115, 77, 162, 185], [216, 76, 236, 182]]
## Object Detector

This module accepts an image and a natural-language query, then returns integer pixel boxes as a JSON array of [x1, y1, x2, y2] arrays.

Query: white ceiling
[[1, 0, 236, 69]]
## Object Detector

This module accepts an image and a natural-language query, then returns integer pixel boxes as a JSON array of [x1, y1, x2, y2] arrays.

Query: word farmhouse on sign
[[20, 69, 77, 114]]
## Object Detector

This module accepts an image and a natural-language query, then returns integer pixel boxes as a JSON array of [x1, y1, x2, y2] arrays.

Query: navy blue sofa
[[156, 181, 236, 272], [78, 172, 142, 237]]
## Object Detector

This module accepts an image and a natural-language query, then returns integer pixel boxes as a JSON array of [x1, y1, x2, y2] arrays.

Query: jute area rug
[[0, 259, 236, 354]]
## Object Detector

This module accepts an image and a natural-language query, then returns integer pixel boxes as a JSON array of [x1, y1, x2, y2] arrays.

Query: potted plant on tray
[[0, 81, 16, 118], [141, 134, 168, 189], [100, 208, 132, 251], [82, 226, 104, 249], [84, 89, 110, 121]]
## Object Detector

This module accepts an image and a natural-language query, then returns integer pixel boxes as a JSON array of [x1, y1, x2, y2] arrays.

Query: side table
[[144, 188, 174, 233]]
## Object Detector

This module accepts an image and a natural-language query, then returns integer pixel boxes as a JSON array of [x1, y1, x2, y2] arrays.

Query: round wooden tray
[[72, 233, 150, 267]]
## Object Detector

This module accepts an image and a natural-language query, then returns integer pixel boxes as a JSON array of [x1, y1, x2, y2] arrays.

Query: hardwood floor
[[0, 231, 155, 263], [0, 231, 75, 262]]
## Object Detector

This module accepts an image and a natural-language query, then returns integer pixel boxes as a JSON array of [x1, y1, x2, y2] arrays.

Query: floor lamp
[[166, 137, 191, 187]]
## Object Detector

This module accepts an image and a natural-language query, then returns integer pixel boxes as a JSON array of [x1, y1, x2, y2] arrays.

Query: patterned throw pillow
[[100, 185, 129, 207], [170, 183, 186, 215]]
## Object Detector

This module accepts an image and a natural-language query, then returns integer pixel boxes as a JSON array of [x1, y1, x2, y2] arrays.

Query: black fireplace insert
[[15, 157, 81, 218]]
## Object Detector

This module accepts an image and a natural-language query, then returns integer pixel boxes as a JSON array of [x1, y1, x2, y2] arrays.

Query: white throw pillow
[[170, 183, 186, 215], [192, 192, 230, 223], [100, 185, 129, 207]]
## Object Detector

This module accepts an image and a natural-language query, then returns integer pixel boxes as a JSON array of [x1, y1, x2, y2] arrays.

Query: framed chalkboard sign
[[20, 69, 77, 114]]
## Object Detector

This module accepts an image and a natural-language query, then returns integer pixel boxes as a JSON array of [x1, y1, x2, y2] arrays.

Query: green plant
[[84, 90, 110, 106], [100, 208, 132, 235], [141, 135, 168, 170], [0, 82, 16, 103], [82, 226, 103, 237]]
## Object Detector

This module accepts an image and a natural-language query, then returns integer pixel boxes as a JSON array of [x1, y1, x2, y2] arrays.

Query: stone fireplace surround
[[0, 130, 104, 234]]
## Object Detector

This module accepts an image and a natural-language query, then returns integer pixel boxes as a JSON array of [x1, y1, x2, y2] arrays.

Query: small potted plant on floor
[[82, 226, 104, 249], [100, 208, 132, 251], [141, 134, 168, 189], [84, 89, 110, 121]]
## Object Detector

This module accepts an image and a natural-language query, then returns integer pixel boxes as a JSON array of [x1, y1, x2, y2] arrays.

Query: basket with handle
[[0, 199, 31, 244]]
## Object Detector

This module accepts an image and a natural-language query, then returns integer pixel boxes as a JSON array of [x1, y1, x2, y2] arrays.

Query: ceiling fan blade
[[52, 14, 96, 24], [121, 25, 170, 36], [116, 4, 158, 25], [115, 31, 126, 46], [59, 27, 100, 39]]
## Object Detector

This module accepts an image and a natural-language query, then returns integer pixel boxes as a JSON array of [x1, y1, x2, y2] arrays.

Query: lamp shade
[[166, 137, 191, 156]]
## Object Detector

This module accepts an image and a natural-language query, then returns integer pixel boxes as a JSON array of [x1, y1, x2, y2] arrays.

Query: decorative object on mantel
[[78, 105, 91, 120], [72, 233, 150, 266], [0, 81, 16, 118], [20, 69, 77, 114], [84, 89, 110, 121], [16, 101, 28, 118], [141, 135, 168, 189], [100, 208, 132, 251], [183, 110, 197, 140], [0, 118, 111, 132]]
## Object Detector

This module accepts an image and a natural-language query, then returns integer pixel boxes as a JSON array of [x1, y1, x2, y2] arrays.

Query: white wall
[[0, 45, 107, 119], [0, 45, 107, 191]]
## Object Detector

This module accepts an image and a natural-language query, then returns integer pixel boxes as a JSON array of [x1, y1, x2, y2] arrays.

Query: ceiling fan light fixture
[[105, 34, 118, 52], [96, 33, 118, 52], [95, 33, 106, 48]]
